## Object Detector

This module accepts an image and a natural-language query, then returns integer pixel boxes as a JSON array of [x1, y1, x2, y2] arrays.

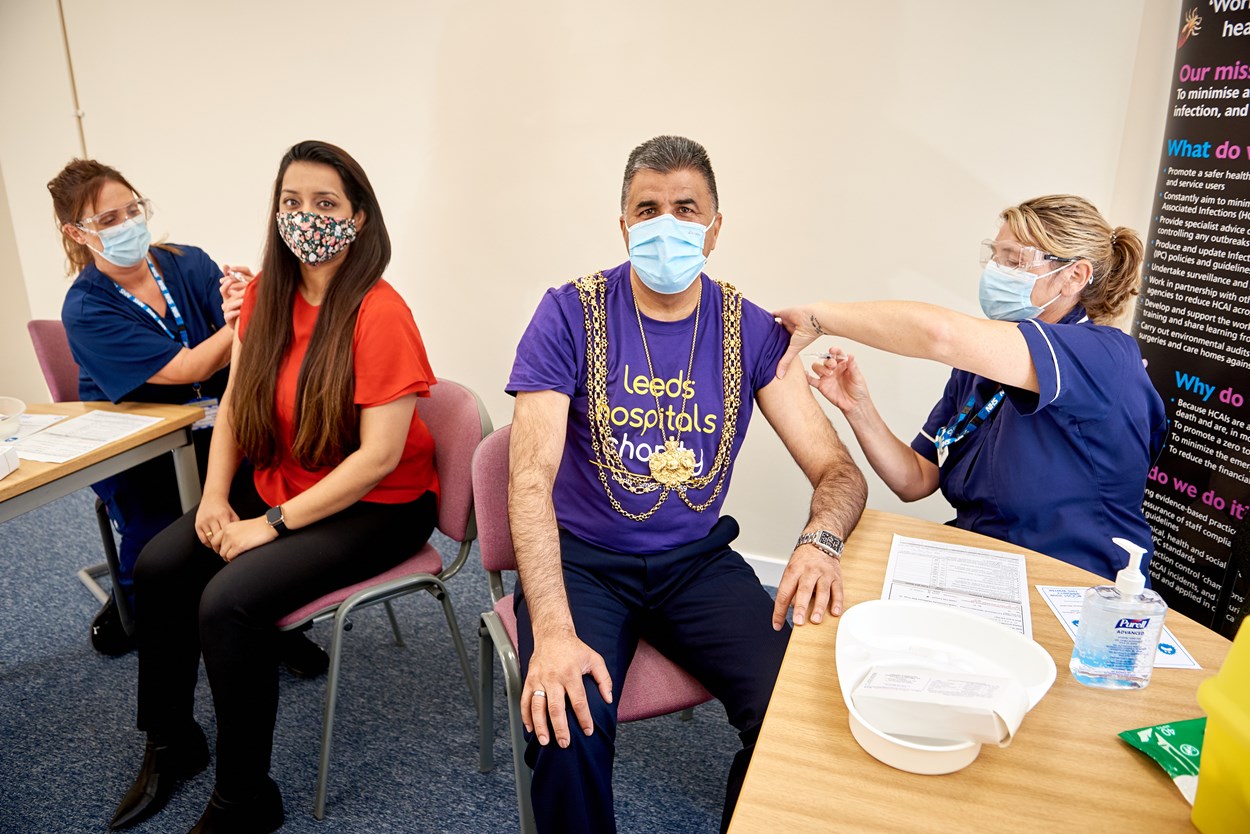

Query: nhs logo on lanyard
[[934, 387, 1005, 467], [1115, 617, 1151, 630]]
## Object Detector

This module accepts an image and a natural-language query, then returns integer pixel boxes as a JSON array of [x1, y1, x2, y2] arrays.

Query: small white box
[[0, 444, 19, 481], [851, 664, 1029, 746]]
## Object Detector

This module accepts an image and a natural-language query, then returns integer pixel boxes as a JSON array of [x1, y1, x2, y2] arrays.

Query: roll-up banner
[[1136, 2, 1250, 637]]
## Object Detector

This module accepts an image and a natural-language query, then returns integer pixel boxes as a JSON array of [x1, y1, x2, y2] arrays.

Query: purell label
[[1115, 617, 1151, 630]]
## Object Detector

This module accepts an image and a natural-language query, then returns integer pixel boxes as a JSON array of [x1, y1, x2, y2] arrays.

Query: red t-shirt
[[238, 277, 438, 506]]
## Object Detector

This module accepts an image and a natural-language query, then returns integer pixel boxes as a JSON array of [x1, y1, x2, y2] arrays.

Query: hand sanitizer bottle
[[1069, 538, 1168, 689]]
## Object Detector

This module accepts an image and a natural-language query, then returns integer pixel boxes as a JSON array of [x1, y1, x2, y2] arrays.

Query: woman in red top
[[109, 141, 439, 834]]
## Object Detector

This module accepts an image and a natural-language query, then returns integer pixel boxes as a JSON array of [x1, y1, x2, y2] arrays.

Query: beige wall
[[0, 164, 49, 404], [0, 0, 1179, 560]]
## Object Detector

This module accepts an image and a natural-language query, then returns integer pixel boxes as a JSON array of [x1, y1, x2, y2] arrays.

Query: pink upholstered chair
[[472, 424, 713, 833], [275, 377, 491, 820], [26, 319, 128, 629]]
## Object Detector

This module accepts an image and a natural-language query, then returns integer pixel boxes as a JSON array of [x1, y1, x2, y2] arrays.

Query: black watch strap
[[265, 505, 288, 536]]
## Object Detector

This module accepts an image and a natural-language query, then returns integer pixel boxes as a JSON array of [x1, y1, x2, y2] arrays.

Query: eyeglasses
[[77, 198, 153, 233], [980, 239, 1076, 271]]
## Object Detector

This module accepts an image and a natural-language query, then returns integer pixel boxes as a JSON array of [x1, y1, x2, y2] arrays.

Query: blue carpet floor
[[0, 489, 745, 833]]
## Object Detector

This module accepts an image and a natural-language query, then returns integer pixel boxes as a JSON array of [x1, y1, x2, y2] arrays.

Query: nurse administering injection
[[775, 195, 1166, 581]]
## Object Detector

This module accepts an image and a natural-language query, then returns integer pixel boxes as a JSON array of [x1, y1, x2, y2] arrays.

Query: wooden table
[[729, 510, 1233, 833], [0, 402, 204, 523]]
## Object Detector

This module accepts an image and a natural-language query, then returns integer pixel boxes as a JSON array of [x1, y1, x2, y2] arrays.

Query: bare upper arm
[[933, 314, 1039, 393], [510, 390, 571, 491], [756, 361, 855, 484], [358, 394, 418, 469]]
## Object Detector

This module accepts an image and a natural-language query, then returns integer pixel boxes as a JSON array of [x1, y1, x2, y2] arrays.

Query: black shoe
[[110, 723, 209, 830], [188, 777, 284, 834], [91, 596, 136, 657], [278, 629, 329, 678]]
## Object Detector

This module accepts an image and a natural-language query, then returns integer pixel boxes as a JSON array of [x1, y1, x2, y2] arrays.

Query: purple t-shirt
[[508, 262, 790, 553]]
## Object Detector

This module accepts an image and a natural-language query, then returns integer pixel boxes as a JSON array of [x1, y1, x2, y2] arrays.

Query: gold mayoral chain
[[574, 271, 744, 522], [633, 281, 699, 488]]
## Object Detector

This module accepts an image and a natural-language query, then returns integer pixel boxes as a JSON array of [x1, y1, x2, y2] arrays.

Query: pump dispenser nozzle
[[1112, 537, 1148, 597]]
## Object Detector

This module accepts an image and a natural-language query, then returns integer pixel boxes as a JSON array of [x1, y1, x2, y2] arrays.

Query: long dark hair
[[231, 140, 391, 470]]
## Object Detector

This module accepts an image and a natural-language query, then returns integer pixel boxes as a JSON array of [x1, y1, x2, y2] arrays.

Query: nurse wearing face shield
[[48, 160, 329, 678], [774, 194, 1167, 581]]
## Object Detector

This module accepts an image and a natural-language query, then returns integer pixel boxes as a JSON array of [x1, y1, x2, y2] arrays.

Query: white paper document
[[1035, 585, 1201, 670], [1, 413, 66, 444], [14, 411, 163, 464], [882, 535, 1033, 638]]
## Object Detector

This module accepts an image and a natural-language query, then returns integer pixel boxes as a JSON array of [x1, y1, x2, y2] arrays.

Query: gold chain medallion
[[632, 281, 700, 487], [574, 271, 744, 520]]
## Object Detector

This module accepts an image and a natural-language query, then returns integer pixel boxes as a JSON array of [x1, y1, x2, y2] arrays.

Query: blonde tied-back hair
[[1000, 194, 1144, 324]]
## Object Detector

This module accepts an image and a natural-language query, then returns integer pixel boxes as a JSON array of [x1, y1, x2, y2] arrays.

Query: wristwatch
[[265, 505, 289, 537], [795, 530, 845, 560]]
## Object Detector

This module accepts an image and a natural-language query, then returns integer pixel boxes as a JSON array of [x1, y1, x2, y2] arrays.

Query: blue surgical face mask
[[978, 259, 1069, 321], [626, 212, 716, 294], [88, 217, 153, 268]]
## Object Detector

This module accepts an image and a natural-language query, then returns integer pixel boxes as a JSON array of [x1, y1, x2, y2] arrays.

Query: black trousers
[[92, 428, 214, 600], [515, 516, 790, 834], [133, 469, 437, 798]]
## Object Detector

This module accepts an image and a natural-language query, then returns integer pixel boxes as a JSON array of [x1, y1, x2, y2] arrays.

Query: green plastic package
[[1119, 717, 1206, 805]]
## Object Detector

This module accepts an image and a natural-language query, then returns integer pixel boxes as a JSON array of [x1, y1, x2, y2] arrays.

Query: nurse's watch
[[795, 530, 844, 560], [265, 505, 289, 537]]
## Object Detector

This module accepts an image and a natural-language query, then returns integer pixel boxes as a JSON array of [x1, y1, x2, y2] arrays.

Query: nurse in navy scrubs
[[48, 161, 328, 676], [49, 160, 235, 654], [773, 194, 1167, 580]]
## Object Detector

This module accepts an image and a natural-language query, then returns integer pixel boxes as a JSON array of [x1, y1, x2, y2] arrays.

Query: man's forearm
[[805, 445, 867, 540], [509, 474, 575, 636]]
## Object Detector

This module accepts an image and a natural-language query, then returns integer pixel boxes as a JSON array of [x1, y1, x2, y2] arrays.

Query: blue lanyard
[[111, 257, 190, 349], [935, 387, 1005, 455], [111, 257, 204, 397]]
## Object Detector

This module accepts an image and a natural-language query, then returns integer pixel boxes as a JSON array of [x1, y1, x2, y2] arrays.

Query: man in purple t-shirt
[[507, 135, 867, 833]]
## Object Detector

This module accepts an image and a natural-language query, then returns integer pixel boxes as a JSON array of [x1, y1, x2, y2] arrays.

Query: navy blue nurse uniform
[[910, 306, 1168, 581], [61, 244, 229, 599]]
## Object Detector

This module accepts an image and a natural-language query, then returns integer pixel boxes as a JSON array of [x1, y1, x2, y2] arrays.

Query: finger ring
[[206, 530, 214, 539], [532, 690, 546, 699]]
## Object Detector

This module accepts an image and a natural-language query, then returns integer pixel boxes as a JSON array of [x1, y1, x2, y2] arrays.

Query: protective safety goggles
[[979, 238, 1077, 271], [77, 197, 153, 233]]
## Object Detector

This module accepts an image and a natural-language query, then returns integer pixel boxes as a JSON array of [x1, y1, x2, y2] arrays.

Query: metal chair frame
[[277, 379, 492, 820], [473, 426, 706, 834], [27, 319, 134, 634]]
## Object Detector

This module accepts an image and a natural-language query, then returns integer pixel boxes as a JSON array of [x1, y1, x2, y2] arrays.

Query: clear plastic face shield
[[979, 238, 1076, 273], [76, 197, 153, 234]]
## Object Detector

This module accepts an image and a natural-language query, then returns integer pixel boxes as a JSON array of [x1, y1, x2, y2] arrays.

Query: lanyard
[[934, 387, 1005, 457], [111, 257, 190, 349], [111, 257, 202, 396]]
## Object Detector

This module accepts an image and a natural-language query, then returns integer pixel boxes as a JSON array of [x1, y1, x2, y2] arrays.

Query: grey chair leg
[[312, 602, 353, 820], [431, 584, 479, 713], [479, 618, 495, 773], [482, 613, 536, 834], [76, 563, 110, 604], [383, 600, 405, 647]]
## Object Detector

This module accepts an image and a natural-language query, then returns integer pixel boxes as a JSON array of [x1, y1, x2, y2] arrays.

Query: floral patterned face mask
[[276, 210, 358, 265]]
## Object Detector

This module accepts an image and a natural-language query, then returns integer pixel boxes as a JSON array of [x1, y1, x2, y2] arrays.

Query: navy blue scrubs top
[[910, 306, 1168, 581], [61, 244, 229, 405]]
